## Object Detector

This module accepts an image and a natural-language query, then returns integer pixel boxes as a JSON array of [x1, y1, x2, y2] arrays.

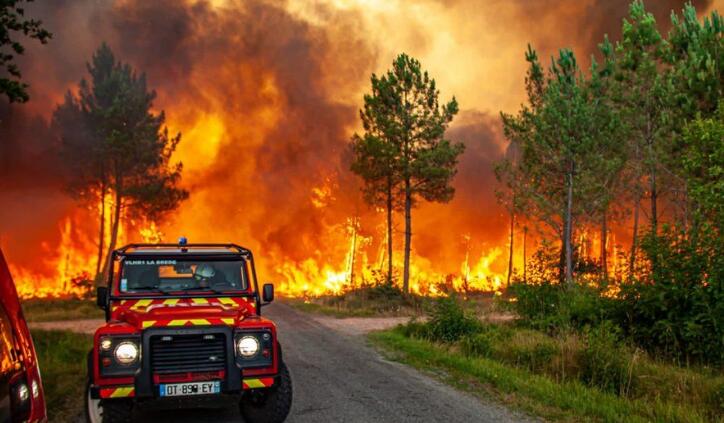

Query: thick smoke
[[0, 0, 715, 287]]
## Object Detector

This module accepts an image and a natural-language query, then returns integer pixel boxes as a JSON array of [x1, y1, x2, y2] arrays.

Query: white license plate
[[159, 381, 221, 397]]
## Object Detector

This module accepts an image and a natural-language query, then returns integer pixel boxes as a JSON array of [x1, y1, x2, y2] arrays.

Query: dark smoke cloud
[[509, 0, 714, 67], [1, 0, 717, 283]]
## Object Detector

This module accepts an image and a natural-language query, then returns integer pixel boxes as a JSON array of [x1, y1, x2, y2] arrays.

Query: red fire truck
[[86, 241, 292, 423]]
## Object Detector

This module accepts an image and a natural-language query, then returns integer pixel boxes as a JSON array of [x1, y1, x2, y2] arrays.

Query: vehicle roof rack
[[115, 243, 252, 255]]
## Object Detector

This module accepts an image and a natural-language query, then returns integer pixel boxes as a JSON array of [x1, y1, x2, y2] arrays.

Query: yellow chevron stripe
[[132, 299, 153, 310], [221, 318, 235, 325], [167, 320, 188, 326], [142, 320, 157, 328], [218, 297, 237, 306], [244, 379, 266, 389], [191, 298, 209, 305], [110, 387, 134, 398], [163, 299, 180, 306], [190, 319, 210, 326]]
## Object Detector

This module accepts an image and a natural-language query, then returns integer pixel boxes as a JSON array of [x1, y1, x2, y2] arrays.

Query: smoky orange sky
[[0, 0, 720, 296]]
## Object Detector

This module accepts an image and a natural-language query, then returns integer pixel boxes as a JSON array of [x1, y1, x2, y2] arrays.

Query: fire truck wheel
[[85, 382, 134, 423], [239, 361, 293, 423]]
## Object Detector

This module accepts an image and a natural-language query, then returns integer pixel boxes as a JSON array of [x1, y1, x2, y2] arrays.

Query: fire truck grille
[[150, 333, 226, 374]]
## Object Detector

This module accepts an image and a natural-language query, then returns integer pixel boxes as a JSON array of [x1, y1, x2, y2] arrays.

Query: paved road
[[128, 303, 529, 422]]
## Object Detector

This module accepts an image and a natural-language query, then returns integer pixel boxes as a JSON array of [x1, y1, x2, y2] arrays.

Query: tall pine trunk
[[403, 176, 412, 294], [386, 176, 393, 285], [349, 219, 357, 286], [94, 183, 106, 282], [506, 211, 515, 287], [600, 211, 608, 279], [523, 226, 527, 283], [564, 169, 574, 286], [102, 184, 123, 278], [629, 194, 641, 279]]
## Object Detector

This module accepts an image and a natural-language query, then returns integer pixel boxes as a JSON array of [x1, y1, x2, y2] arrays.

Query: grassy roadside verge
[[370, 328, 716, 423], [22, 298, 102, 322], [32, 329, 93, 421], [283, 286, 500, 319]]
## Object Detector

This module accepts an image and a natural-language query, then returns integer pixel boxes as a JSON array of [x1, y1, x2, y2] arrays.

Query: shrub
[[707, 380, 724, 417], [399, 320, 430, 339], [505, 280, 613, 333], [505, 280, 565, 330], [460, 324, 511, 358], [579, 322, 635, 395], [425, 296, 482, 343], [500, 329, 559, 374], [614, 226, 724, 366]]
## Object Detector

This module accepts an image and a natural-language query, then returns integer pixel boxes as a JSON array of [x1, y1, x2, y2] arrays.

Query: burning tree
[[501, 47, 621, 286], [351, 53, 464, 294], [54, 43, 188, 281]]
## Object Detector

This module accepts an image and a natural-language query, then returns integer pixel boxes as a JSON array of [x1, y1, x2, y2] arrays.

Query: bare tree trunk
[[629, 194, 641, 280], [386, 177, 393, 286], [650, 167, 658, 235], [564, 170, 574, 286], [601, 211, 608, 280], [523, 226, 528, 283], [349, 218, 358, 287], [506, 210, 515, 287], [94, 183, 106, 282], [403, 176, 412, 294], [102, 185, 123, 278]]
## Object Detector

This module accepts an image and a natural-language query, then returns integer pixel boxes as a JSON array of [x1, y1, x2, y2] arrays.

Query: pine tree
[[351, 54, 464, 293], [55, 43, 188, 279]]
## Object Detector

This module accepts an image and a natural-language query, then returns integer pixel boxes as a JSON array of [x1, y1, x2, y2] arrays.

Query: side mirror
[[262, 283, 274, 304], [96, 287, 109, 309]]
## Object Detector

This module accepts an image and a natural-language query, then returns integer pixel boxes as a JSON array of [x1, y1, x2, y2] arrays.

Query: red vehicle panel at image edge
[[0, 249, 48, 422]]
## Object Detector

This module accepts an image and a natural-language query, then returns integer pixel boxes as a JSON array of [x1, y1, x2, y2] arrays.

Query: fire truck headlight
[[100, 337, 113, 351], [114, 341, 139, 365], [31, 379, 39, 399], [236, 336, 260, 358], [17, 383, 29, 402]]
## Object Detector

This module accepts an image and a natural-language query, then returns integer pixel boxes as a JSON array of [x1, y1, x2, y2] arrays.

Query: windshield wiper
[[182, 286, 227, 294], [134, 286, 173, 295]]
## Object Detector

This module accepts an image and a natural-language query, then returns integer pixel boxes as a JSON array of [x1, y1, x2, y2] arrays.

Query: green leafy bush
[[460, 324, 511, 358], [579, 322, 635, 395], [399, 320, 430, 339], [425, 296, 482, 343], [707, 380, 724, 417], [505, 281, 565, 330], [614, 227, 724, 365], [505, 280, 612, 332], [504, 329, 559, 373]]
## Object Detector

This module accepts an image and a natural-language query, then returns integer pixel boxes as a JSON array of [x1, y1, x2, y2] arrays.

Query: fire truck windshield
[[119, 259, 249, 293]]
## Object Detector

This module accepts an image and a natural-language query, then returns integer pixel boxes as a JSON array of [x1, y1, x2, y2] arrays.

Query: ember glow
[[0, 0, 719, 298]]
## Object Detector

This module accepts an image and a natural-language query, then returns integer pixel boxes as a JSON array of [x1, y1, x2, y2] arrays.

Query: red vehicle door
[[0, 249, 47, 422]]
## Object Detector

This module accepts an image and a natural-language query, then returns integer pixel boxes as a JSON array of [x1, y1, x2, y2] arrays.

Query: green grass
[[22, 298, 103, 322], [31, 329, 93, 421], [370, 328, 718, 423]]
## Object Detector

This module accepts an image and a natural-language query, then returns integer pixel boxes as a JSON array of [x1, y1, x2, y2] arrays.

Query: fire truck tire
[[239, 361, 293, 423], [85, 382, 134, 423]]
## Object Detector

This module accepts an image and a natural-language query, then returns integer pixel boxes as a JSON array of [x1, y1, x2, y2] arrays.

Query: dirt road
[[38, 303, 530, 422]]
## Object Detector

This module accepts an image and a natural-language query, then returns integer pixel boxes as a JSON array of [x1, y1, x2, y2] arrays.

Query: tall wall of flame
[[0, 0, 718, 296]]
